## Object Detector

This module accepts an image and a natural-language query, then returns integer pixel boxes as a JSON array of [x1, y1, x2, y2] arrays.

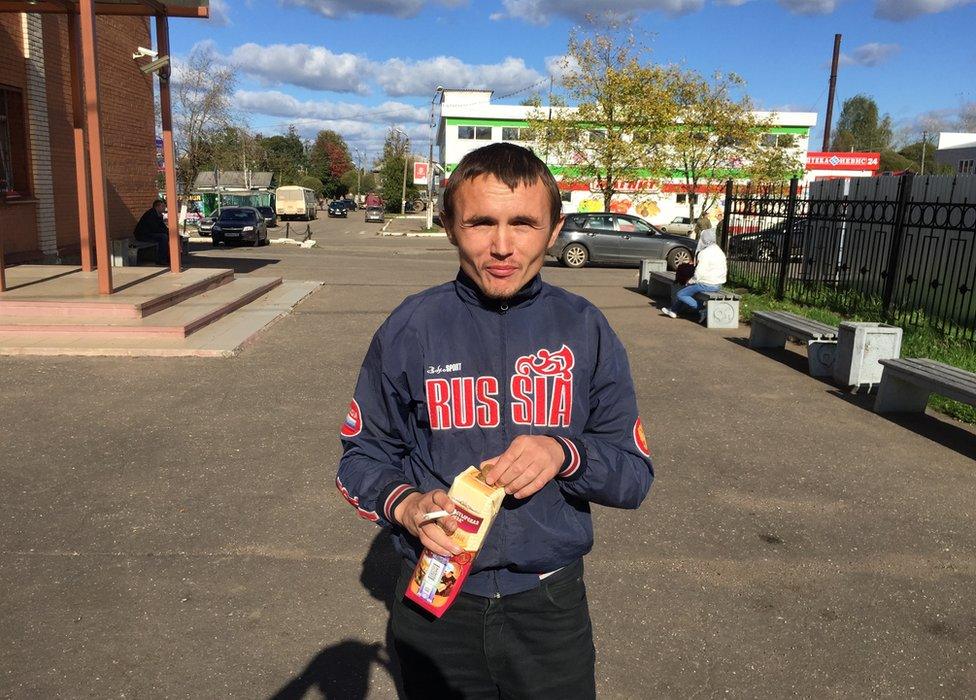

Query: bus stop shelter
[[0, 0, 210, 295]]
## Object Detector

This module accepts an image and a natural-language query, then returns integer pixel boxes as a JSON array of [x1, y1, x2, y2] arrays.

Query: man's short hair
[[441, 143, 562, 230], [152, 199, 165, 208]]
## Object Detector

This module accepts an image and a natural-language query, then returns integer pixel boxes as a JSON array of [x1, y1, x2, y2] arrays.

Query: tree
[[895, 139, 954, 175], [830, 95, 893, 152], [258, 126, 307, 184], [340, 168, 375, 197], [378, 128, 418, 213], [667, 69, 800, 221], [299, 175, 324, 193], [309, 130, 353, 197], [173, 43, 237, 196], [528, 20, 677, 211]]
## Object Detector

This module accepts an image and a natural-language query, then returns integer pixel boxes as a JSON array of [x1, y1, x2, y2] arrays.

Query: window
[[587, 215, 614, 230], [588, 130, 606, 143], [0, 87, 29, 199], [761, 133, 795, 148], [502, 127, 533, 141], [560, 191, 572, 203], [475, 126, 491, 140], [959, 159, 974, 175], [458, 126, 474, 139], [676, 193, 698, 205]]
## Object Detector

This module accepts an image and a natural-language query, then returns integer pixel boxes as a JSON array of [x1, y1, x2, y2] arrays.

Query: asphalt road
[[1, 216, 974, 698]]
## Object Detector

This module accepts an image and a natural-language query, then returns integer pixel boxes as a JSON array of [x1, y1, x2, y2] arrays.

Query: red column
[[68, 14, 94, 272], [0, 228, 6, 292], [79, 0, 113, 294], [155, 14, 181, 273]]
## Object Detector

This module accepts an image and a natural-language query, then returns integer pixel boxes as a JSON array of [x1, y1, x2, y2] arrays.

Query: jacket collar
[[454, 269, 543, 310]]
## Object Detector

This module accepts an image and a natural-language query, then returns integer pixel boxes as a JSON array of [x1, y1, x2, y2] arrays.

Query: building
[[191, 171, 277, 216], [434, 89, 817, 225], [0, 11, 156, 264], [935, 132, 976, 175]]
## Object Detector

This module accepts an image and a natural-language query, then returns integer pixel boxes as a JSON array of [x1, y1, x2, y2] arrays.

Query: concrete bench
[[749, 310, 839, 377], [111, 238, 158, 266], [873, 358, 976, 414], [646, 270, 680, 301], [692, 289, 741, 329], [638, 259, 667, 293]]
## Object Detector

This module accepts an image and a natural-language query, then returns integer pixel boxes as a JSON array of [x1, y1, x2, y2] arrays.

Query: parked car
[[364, 206, 385, 223], [339, 198, 357, 211], [658, 216, 695, 236], [728, 218, 808, 262], [198, 210, 219, 237], [549, 212, 696, 270], [256, 205, 277, 228], [211, 206, 269, 247], [328, 200, 348, 218]]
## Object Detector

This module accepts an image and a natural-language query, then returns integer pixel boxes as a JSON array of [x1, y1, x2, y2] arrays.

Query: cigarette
[[420, 510, 453, 523]]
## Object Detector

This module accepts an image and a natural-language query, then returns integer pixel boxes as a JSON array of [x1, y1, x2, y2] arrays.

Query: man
[[132, 199, 170, 265], [336, 143, 654, 698]]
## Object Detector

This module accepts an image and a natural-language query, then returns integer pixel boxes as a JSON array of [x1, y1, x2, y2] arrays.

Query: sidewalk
[[1, 237, 974, 697], [378, 213, 447, 237]]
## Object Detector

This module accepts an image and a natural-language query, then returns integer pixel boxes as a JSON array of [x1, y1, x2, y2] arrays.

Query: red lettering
[[511, 375, 532, 424], [476, 377, 500, 427], [450, 377, 476, 429], [549, 377, 573, 427], [425, 379, 451, 430]]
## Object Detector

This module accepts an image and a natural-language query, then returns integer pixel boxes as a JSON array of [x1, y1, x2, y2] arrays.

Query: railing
[[721, 174, 976, 341]]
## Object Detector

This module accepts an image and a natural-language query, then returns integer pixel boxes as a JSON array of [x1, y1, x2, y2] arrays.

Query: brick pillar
[[22, 13, 59, 258]]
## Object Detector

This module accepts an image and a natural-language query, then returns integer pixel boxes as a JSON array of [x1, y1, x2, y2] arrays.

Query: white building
[[935, 132, 976, 174], [434, 89, 817, 226]]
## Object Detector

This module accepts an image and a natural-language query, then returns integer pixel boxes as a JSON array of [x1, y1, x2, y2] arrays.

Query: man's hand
[[481, 435, 564, 499], [393, 490, 461, 557]]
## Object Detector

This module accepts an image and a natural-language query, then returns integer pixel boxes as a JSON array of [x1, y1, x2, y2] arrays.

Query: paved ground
[[2, 214, 975, 698]]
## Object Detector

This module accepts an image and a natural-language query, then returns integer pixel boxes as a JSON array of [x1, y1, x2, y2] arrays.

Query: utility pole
[[921, 131, 927, 176], [822, 33, 842, 152], [393, 127, 409, 216], [426, 86, 444, 230]]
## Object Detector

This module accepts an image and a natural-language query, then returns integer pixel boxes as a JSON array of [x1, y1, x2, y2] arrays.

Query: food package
[[404, 466, 505, 617]]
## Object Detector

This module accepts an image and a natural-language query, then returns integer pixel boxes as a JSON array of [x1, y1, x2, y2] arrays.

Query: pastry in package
[[404, 466, 505, 617]]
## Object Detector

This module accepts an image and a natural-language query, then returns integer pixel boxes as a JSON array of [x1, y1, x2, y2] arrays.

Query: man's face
[[154, 202, 165, 215], [445, 175, 563, 300]]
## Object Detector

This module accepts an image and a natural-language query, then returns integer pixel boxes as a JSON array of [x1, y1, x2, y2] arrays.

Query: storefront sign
[[806, 152, 880, 171]]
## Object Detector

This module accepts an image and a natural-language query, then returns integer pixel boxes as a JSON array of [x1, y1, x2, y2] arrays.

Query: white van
[[275, 186, 318, 221]]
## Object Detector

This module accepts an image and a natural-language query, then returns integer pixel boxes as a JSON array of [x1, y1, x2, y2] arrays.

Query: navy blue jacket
[[337, 271, 654, 597]]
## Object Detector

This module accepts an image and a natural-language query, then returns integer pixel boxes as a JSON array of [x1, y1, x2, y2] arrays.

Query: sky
[[163, 0, 976, 163]]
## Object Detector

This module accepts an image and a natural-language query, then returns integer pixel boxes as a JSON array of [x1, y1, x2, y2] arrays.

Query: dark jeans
[[135, 232, 169, 265], [391, 559, 595, 699]]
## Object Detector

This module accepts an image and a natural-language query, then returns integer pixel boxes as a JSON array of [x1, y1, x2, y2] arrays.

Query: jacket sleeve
[[335, 325, 420, 528], [553, 315, 654, 509]]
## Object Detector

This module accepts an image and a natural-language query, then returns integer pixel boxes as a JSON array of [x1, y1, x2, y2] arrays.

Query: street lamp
[[921, 131, 928, 176], [393, 127, 409, 216], [427, 86, 444, 230]]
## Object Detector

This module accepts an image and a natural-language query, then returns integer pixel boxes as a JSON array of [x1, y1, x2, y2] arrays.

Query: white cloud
[[209, 0, 232, 25], [776, 0, 838, 13], [375, 56, 545, 97], [874, 0, 975, 19], [228, 43, 371, 94], [492, 0, 704, 25], [839, 42, 901, 67], [278, 0, 463, 18], [545, 54, 580, 82], [234, 90, 427, 123]]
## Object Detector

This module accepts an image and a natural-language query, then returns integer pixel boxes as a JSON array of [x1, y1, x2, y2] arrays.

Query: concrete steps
[[0, 276, 282, 338]]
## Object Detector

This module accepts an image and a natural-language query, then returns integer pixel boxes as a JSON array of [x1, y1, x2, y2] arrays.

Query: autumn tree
[[528, 20, 676, 211], [309, 130, 353, 197], [378, 128, 419, 213]]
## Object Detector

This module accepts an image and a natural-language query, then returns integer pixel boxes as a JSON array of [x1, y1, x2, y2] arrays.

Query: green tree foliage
[[830, 95, 893, 152], [258, 126, 306, 184], [668, 69, 801, 221], [528, 20, 677, 211], [309, 130, 353, 197], [896, 139, 954, 175], [378, 129, 419, 213], [299, 175, 324, 193]]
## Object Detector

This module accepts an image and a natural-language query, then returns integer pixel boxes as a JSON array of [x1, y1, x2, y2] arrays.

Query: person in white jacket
[[662, 228, 726, 321]]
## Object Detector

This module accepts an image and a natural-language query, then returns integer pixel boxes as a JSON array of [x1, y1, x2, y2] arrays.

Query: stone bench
[[638, 259, 667, 294], [111, 238, 158, 266], [646, 270, 680, 301], [873, 358, 976, 414], [692, 289, 741, 329], [749, 310, 839, 377]]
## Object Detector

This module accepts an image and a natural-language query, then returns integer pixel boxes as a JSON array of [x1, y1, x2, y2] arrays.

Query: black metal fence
[[721, 175, 976, 341]]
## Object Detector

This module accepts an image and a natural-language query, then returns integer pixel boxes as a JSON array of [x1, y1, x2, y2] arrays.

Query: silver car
[[659, 216, 695, 236], [549, 213, 696, 270], [364, 206, 385, 223]]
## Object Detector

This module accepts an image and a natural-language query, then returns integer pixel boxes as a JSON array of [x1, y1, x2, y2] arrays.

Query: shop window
[[475, 126, 492, 140], [761, 133, 795, 148], [0, 87, 30, 199], [458, 126, 475, 139], [502, 127, 534, 142], [676, 193, 699, 205]]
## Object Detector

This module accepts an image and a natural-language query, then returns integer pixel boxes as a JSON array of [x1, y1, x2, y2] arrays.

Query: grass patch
[[731, 287, 976, 425]]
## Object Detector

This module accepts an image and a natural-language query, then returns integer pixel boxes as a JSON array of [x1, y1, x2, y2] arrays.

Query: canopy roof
[[0, 0, 209, 17], [194, 172, 276, 190]]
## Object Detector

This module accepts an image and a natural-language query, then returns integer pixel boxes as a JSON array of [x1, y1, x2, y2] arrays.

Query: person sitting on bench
[[133, 199, 170, 266], [662, 228, 727, 322]]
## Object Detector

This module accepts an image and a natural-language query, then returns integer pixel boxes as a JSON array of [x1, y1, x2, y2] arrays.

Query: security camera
[[140, 55, 170, 75], [132, 47, 158, 60]]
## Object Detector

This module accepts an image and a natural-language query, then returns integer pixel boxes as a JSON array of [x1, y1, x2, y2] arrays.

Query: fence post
[[285, 221, 291, 239], [720, 179, 733, 250], [775, 177, 799, 301], [881, 173, 914, 316]]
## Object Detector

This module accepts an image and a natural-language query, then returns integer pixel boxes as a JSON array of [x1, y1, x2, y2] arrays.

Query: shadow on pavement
[[828, 389, 976, 462], [184, 252, 281, 274], [724, 336, 823, 380], [269, 530, 404, 700]]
